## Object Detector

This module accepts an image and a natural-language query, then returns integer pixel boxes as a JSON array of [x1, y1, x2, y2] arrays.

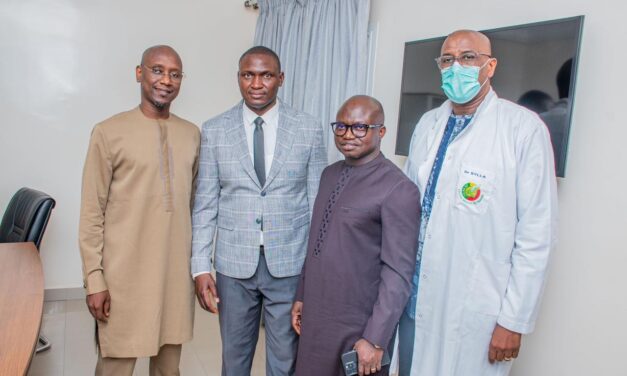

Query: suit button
[[261, 191, 266, 197], [256, 218, 261, 224]]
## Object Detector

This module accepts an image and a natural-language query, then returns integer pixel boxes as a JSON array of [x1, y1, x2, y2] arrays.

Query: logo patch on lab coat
[[460, 182, 483, 203]]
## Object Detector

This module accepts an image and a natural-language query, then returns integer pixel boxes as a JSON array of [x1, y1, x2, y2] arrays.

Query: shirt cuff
[[193, 271, 211, 279], [84, 270, 108, 295], [191, 256, 213, 275]]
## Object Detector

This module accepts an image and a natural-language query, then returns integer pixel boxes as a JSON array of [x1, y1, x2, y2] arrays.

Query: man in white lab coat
[[398, 30, 558, 375]]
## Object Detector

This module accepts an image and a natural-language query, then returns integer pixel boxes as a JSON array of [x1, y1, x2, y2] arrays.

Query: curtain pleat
[[254, 0, 371, 161]]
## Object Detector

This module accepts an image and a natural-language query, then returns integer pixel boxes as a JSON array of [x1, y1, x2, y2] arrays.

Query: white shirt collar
[[243, 101, 280, 127]]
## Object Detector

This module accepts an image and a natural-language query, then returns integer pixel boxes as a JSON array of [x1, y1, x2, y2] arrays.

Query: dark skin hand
[[291, 301, 303, 335], [488, 324, 522, 363], [354, 338, 383, 375], [87, 290, 111, 322], [195, 273, 219, 313]]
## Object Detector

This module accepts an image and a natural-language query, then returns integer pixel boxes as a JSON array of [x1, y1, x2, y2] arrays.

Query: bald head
[[136, 45, 184, 118], [442, 30, 492, 56], [335, 95, 386, 165], [337, 95, 385, 125], [141, 45, 182, 67]]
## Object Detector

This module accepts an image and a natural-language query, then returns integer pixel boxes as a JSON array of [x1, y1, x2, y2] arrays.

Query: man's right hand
[[87, 290, 111, 322], [291, 301, 303, 335], [195, 273, 219, 313]]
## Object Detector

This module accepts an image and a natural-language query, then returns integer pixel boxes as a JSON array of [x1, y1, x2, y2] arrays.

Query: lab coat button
[[260, 191, 266, 197], [256, 218, 261, 224]]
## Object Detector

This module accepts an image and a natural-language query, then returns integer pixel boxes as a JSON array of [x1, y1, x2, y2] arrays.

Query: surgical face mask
[[440, 60, 490, 104]]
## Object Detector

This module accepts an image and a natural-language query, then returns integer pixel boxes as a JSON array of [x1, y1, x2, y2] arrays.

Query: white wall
[[0, 0, 257, 289], [370, 0, 626, 374]]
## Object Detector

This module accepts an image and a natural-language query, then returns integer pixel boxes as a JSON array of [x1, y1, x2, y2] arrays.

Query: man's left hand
[[354, 338, 384, 375], [488, 324, 522, 363]]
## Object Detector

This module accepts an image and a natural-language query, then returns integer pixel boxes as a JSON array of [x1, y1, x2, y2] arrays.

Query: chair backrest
[[0, 187, 56, 250]]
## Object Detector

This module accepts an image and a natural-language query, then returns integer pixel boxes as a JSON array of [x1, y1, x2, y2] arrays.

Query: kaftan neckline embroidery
[[313, 165, 353, 257], [157, 119, 175, 212]]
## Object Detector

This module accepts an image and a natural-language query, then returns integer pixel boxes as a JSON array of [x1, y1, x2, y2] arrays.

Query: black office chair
[[0, 187, 56, 353]]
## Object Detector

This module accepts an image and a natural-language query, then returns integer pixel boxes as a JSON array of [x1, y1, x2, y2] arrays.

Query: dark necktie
[[253, 117, 266, 187]]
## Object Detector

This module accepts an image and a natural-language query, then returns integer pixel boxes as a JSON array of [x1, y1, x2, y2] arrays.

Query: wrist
[[361, 336, 383, 350], [358, 338, 379, 350]]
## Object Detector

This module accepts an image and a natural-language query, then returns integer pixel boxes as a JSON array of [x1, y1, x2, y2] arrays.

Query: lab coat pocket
[[454, 165, 495, 215], [466, 256, 511, 316]]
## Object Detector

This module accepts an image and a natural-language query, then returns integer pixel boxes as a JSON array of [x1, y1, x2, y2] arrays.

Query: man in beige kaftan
[[79, 45, 200, 376]]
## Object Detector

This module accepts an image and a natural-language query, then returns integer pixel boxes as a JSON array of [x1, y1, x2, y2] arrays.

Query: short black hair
[[239, 46, 281, 71], [556, 58, 573, 99]]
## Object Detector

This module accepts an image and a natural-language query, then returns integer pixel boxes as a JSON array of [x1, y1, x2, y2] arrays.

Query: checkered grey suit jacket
[[191, 101, 327, 278]]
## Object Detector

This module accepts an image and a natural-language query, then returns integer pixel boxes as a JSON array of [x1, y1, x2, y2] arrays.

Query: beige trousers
[[95, 344, 182, 376]]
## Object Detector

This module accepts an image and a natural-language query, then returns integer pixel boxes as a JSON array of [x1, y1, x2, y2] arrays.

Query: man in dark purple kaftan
[[292, 96, 420, 376]]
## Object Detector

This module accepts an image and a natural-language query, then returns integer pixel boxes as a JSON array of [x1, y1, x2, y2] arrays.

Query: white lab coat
[[403, 89, 558, 376]]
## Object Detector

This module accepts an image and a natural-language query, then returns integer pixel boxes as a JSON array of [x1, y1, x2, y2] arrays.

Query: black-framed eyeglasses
[[142, 65, 185, 82], [330, 122, 384, 138], [434, 51, 492, 69]]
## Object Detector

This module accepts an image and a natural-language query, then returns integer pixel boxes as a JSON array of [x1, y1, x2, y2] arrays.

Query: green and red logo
[[460, 182, 482, 203]]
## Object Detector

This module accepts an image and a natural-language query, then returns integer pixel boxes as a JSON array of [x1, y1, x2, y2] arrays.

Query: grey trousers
[[217, 253, 299, 376]]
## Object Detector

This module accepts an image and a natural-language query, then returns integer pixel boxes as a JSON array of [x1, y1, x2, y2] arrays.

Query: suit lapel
[[226, 103, 262, 189], [265, 105, 297, 188]]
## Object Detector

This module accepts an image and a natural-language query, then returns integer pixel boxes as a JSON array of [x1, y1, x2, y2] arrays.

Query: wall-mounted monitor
[[395, 16, 584, 177]]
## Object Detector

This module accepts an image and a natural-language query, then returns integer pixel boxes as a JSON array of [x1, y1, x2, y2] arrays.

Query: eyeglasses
[[434, 51, 492, 69], [142, 65, 185, 82], [330, 122, 384, 138]]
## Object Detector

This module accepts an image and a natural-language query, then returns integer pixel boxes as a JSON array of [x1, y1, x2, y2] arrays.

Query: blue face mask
[[440, 61, 490, 104]]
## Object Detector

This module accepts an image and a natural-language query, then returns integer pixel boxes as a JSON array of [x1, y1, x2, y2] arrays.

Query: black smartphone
[[341, 350, 391, 376]]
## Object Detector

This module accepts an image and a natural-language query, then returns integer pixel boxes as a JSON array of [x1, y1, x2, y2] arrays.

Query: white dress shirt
[[243, 102, 279, 177], [243, 102, 279, 248]]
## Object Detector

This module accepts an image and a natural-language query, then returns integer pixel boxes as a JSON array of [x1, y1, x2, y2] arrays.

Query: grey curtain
[[254, 0, 371, 162]]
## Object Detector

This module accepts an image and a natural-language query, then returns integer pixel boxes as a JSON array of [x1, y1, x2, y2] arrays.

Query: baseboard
[[44, 287, 85, 301]]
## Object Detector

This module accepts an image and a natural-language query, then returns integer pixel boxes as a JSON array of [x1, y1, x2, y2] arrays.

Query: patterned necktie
[[253, 117, 266, 187]]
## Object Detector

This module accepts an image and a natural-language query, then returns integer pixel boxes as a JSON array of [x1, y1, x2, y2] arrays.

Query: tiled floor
[[28, 299, 266, 375]]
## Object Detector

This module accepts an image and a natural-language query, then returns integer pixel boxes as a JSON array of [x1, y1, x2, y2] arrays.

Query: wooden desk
[[0, 242, 44, 376]]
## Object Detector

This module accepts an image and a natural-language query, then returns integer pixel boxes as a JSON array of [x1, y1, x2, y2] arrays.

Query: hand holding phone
[[341, 349, 390, 376]]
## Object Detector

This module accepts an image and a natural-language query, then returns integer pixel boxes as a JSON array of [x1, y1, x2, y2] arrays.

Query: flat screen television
[[395, 16, 584, 177]]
